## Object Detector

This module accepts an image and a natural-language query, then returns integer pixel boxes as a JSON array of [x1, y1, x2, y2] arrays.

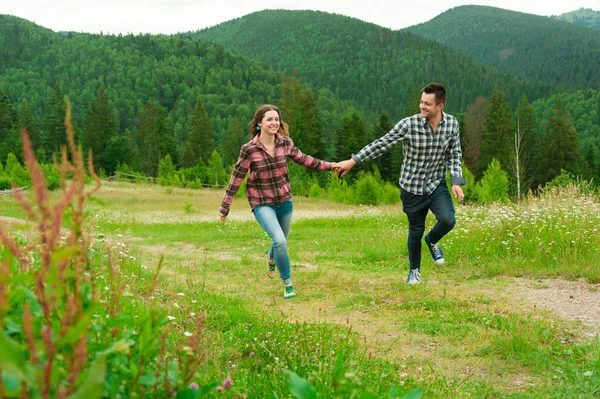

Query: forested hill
[[407, 6, 600, 90], [0, 14, 359, 174], [191, 9, 547, 117], [554, 8, 600, 31]]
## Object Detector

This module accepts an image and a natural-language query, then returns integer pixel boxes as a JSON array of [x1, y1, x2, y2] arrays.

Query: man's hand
[[334, 159, 356, 177], [451, 185, 464, 203]]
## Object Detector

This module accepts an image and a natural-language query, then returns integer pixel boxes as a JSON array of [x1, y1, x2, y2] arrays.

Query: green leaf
[[284, 369, 317, 399], [68, 354, 107, 399], [0, 331, 36, 388], [399, 388, 424, 399], [174, 383, 219, 398], [358, 392, 381, 399]]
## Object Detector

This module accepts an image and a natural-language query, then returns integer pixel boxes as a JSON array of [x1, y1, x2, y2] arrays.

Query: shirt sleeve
[[447, 124, 467, 186], [286, 138, 333, 171], [219, 146, 251, 215], [353, 119, 407, 165]]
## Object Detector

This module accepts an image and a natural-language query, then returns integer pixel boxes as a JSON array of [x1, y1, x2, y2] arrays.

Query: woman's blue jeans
[[253, 200, 293, 284], [401, 182, 456, 270]]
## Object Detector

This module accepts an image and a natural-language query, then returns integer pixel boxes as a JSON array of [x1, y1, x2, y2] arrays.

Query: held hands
[[332, 159, 356, 178]]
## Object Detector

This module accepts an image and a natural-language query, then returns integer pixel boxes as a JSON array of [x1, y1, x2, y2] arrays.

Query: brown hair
[[422, 82, 447, 105], [248, 104, 289, 137]]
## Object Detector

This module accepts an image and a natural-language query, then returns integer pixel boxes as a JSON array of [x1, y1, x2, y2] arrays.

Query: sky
[[2, 0, 598, 35]]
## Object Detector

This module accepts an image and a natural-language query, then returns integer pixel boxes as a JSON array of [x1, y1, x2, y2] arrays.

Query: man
[[335, 82, 466, 284]]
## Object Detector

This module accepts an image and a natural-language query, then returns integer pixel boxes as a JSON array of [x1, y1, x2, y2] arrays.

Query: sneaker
[[406, 268, 421, 285], [265, 250, 276, 279], [283, 284, 296, 299], [425, 234, 445, 265]]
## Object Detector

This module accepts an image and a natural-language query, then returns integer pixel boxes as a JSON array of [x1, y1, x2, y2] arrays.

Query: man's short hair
[[422, 82, 447, 105]]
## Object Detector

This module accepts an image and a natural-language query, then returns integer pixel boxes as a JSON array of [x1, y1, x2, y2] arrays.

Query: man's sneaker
[[425, 234, 445, 265], [406, 268, 421, 285], [265, 250, 276, 279], [283, 284, 296, 299]]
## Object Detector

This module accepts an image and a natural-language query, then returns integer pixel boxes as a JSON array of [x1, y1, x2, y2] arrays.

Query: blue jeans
[[401, 182, 456, 270], [253, 200, 293, 284]]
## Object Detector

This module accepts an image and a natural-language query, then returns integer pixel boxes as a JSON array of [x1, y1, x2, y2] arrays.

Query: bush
[[477, 159, 509, 203], [40, 163, 61, 190], [354, 173, 382, 205], [326, 172, 352, 204], [0, 176, 11, 190]]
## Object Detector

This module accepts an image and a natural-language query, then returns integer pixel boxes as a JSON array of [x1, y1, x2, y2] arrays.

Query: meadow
[[1, 177, 599, 398]]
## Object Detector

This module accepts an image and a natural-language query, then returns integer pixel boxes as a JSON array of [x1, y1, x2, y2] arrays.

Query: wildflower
[[167, 316, 176, 321], [177, 292, 185, 296], [189, 382, 199, 389], [222, 377, 233, 389], [184, 331, 193, 337], [250, 352, 255, 357], [174, 302, 180, 308]]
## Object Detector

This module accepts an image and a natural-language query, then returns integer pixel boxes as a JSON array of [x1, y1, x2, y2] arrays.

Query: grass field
[[1, 180, 599, 398]]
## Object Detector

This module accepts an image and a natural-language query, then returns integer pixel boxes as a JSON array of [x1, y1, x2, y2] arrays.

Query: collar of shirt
[[251, 133, 285, 147], [419, 111, 447, 128]]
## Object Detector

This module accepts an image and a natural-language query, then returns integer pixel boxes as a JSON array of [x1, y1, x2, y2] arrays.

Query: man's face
[[420, 93, 442, 120]]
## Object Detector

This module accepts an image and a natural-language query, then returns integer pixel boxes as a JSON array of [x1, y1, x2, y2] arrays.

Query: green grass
[[2, 181, 599, 398]]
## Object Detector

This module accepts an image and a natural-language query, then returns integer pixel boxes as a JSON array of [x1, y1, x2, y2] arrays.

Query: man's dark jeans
[[400, 182, 456, 270]]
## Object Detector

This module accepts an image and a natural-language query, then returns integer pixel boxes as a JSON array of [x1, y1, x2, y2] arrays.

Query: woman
[[219, 104, 336, 299]]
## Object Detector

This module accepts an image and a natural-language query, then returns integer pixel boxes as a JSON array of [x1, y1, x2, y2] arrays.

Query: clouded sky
[[3, 0, 598, 34]]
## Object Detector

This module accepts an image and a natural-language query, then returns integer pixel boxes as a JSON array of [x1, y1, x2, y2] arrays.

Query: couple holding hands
[[219, 83, 465, 298]]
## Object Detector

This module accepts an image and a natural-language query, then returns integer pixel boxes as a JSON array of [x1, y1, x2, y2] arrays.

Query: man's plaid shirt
[[220, 134, 333, 215], [352, 112, 466, 195]]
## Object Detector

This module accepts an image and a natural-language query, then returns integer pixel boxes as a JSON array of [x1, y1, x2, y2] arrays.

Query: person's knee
[[273, 235, 288, 249], [439, 214, 456, 230]]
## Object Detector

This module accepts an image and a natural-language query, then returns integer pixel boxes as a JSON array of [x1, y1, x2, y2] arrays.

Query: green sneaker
[[283, 284, 296, 299], [265, 250, 276, 279]]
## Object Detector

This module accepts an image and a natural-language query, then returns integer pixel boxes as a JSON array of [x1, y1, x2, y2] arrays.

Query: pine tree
[[82, 87, 118, 172], [220, 114, 248, 167], [0, 88, 19, 164], [480, 89, 512, 176], [137, 101, 174, 177], [42, 83, 67, 157], [370, 111, 395, 182], [514, 95, 539, 190], [18, 99, 38, 152], [537, 100, 583, 185], [280, 73, 325, 159], [185, 96, 214, 167]]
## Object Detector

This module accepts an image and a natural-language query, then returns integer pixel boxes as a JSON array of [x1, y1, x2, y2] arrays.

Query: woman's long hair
[[248, 104, 289, 137]]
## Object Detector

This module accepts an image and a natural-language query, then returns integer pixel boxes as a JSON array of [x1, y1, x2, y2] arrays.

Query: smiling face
[[258, 110, 281, 136], [420, 92, 443, 120]]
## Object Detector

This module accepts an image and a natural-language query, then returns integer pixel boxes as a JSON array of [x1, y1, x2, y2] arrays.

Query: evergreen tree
[[480, 88, 512, 176], [537, 100, 583, 185], [42, 83, 67, 157], [82, 87, 118, 172], [103, 133, 137, 175], [137, 101, 174, 177], [370, 111, 395, 182], [184, 96, 215, 167], [280, 72, 325, 159], [18, 99, 39, 152], [220, 114, 248, 167], [336, 111, 365, 180], [583, 144, 598, 183], [514, 95, 539, 190], [0, 88, 19, 164]]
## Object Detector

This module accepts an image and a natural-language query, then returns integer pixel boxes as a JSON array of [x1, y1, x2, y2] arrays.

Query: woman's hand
[[219, 212, 227, 221]]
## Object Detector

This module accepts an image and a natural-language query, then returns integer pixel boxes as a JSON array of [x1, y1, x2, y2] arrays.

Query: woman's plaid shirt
[[352, 112, 466, 195], [220, 134, 333, 215]]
